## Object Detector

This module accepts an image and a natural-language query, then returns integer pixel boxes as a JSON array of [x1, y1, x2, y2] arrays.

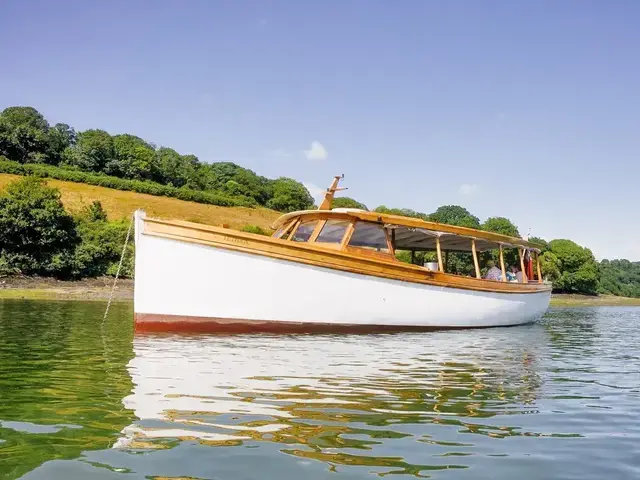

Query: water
[[0, 301, 639, 479]]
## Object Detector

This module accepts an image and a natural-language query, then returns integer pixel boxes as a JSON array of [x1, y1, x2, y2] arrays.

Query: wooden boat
[[133, 176, 551, 333]]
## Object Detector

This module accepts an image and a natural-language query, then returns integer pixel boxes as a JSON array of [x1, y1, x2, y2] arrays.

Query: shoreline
[[0, 277, 639, 307]]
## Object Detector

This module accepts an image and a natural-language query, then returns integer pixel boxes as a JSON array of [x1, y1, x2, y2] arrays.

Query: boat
[[132, 175, 551, 333]]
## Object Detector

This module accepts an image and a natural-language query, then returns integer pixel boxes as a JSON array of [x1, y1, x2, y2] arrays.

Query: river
[[0, 300, 638, 479]]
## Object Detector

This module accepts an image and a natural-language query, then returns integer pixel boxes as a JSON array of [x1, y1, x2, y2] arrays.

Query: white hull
[[134, 213, 551, 330]]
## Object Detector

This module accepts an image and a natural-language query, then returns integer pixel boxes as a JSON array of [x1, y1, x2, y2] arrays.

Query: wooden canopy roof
[[272, 209, 542, 252]]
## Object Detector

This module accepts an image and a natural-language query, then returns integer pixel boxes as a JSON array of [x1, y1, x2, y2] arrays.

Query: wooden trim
[[536, 252, 543, 284], [273, 210, 543, 250], [340, 220, 356, 249], [384, 228, 394, 254], [471, 239, 481, 279], [287, 218, 302, 241], [275, 219, 296, 239], [436, 237, 444, 272], [142, 217, 551, 295], [519, 248, 528, 284], [499, 244, 507, 282], [308, 219, 326, 243]]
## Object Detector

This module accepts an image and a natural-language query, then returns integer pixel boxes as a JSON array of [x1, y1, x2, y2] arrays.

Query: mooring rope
[[103, 213, 134, 323]]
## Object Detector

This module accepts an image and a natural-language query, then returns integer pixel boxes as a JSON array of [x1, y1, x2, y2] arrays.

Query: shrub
[[240, 225, 270, 236], [0, 158, 257, 208]]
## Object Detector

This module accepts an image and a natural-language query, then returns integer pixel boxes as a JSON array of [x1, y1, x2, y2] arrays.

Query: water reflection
[[2, 304, 639, 479], [117, 327, 549, 475]]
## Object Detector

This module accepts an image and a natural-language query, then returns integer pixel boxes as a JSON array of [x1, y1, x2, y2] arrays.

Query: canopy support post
[[436, 236, 444, 272], [499, 244, 507, 282], [471, 239, 481, 279], [536, 252, 543, 283], [519, 248, 528, 283], [410, 249, 415, 264]]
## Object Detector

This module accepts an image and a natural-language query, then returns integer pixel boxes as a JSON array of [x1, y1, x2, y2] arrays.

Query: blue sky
[[1, 1, 638, 260]]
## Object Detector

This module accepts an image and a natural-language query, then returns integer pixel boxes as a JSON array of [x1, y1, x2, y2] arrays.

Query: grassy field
[[0, 173, 281, 231], [550, 294, 640, 307]]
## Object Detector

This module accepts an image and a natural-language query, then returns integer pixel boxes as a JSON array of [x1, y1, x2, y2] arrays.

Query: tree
[[108, 134, 155, 179], [429, 205, 480, 228], [482, 217, 520, 237], [332, 197, 368, 210], [64, 129, 115, 172], [72, 205, 132, 278], [374, 205, 429, 221], [481, 217, 521, 267], [548, 239, 599, 294], [528, 236, 550, 253], [266, 177, 314, 212], [540, 251, 561, 282], [47, 123, 76, 165], [0, 106, 51, 163], [0, 177, 77, 276]]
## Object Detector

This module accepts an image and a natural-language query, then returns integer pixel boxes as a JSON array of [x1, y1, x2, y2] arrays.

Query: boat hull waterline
[[133, 213, 551, 333]]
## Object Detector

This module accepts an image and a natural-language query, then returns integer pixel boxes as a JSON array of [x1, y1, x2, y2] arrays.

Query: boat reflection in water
[[115, 329, 547, 475]]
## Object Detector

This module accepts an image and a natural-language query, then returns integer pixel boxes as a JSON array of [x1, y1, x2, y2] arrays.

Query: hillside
[[0, 173, 281, 231]]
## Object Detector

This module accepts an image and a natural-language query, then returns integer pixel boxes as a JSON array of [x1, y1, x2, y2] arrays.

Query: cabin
[[271, 176, 544, 285]]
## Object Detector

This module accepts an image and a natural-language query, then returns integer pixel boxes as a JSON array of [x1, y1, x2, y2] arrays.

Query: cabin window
[[316, 219, 350, 244], [349, 222, 389, 252], [291, 220, 317, 242]]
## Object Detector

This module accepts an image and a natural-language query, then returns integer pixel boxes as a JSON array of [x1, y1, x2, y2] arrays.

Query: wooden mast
[[318, 175, 347, 210]]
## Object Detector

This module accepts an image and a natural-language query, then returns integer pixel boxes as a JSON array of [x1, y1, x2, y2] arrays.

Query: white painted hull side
[[134, 219, 551, 329]]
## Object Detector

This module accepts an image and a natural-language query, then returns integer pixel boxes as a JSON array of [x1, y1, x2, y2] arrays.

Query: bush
[[240, 225, 270, 236], [0, 176, 78, 277], [0, 158, 257, 208]]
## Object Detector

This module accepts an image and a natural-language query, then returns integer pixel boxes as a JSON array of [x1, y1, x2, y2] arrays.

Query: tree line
[[0, 106, 315, 212]]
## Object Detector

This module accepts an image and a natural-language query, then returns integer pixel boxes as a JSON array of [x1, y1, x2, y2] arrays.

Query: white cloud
[[304, 141, 328, 161], [458, 184, 479, 196], [302, 182, 326, 203]]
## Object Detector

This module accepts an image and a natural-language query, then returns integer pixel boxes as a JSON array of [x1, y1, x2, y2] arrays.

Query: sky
[[1, 0, 638, 260]]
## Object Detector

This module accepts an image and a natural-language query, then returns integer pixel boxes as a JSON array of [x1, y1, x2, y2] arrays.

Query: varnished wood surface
[[134, 313, 534, 334], [272, 210, 544, 251], [142, 217, 551, 295]]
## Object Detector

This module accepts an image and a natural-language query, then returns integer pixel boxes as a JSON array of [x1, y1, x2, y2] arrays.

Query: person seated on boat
[[507, 265, 527, 283], [483, 260, 502, 281], [506, 265, 518, 282]]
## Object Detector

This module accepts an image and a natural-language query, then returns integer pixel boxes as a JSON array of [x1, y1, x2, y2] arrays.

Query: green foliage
[[598, 260, 640, 298], [548, 239, 599, 294], [332, 197, 368, 210], [240, 225, 270, 235], [63, 129, 115, 172], [0, 105, 322, 213], [429, 205, 480, 228], [528, 236, 549, 252], [0, 177, 77, 276], [266, 177, 314, 212], [108, 134, 155, 180], [480, 217, 521, 268], [482, 217, 520, 237], [73, 214, 133, 278], [374, 205, 429, 221], [0, 158, 257, 208], [540, 251, 561, 282], [0, 106, 51, 163]]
